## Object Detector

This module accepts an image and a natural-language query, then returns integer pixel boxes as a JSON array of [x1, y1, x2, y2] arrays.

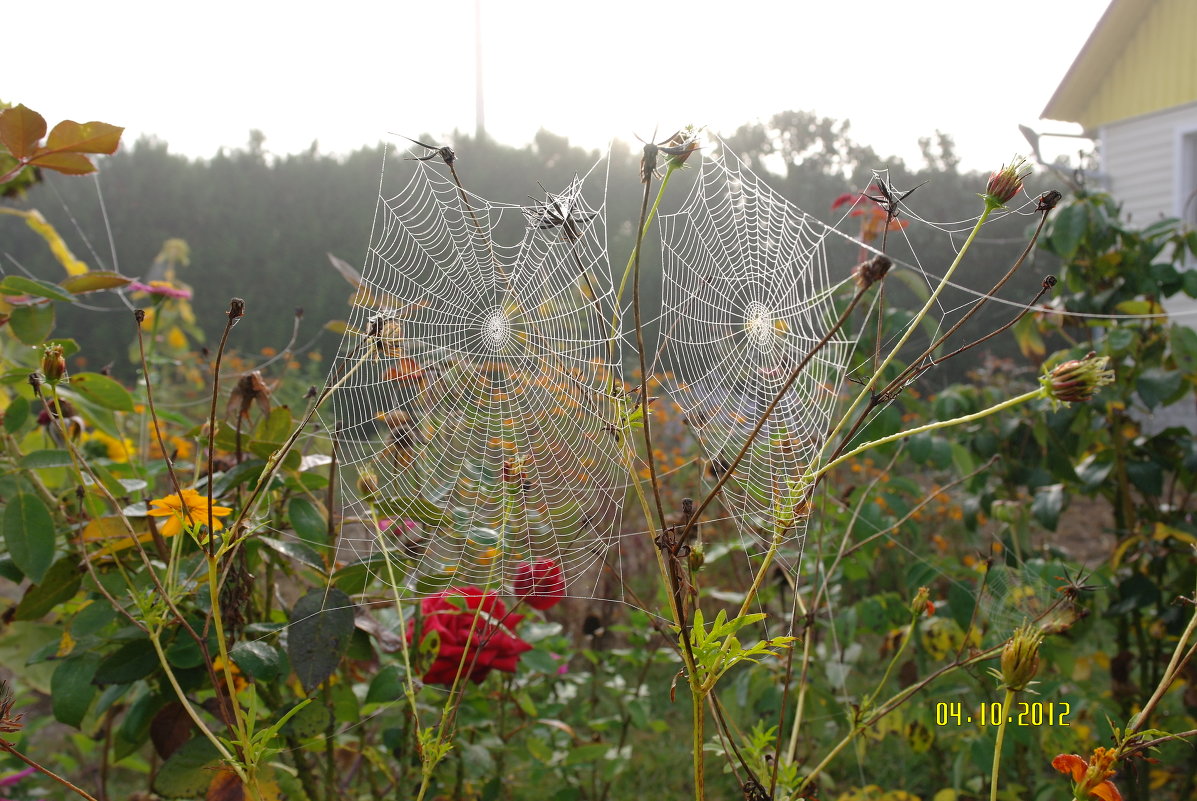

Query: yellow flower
[[147, 489, 232, 538], [82, 430, 134, 463]]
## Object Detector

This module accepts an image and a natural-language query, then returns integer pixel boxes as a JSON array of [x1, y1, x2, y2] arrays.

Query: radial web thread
[[329, 151, 625, 599], [657, 145, 861, 555]]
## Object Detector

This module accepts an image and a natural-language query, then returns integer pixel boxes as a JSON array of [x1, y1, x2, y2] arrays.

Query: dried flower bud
[[1041, 352, 1115, 405], [41, 344, 67, 384], [1037, 190, 1063, 213], [851, 254, 893, 290], [998, 622, 1043, 691], [0, 680, 23, 734], [1042, 275, 1058, 290], [983, 156, 1032, 209], [134, 308, 146, 324], [228, 298, 246, 320], [27, 372, 43, 393]]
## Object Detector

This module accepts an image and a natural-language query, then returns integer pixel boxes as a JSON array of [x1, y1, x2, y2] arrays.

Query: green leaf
[[94, 638, 159, 684], [20, 449, 73, 469], [564, 743, 611, 765], [1075, 452, 1114, 490], [51, 652, 102, 727], [114, 689, 165, 758], [288, 588, 356, 695], [67, 372, 134, 411], [371, 495, 451, 527], [259, 536, 325, 571], [3, 493, 55, 583], [230, 640, 283, 681], [331, 553, 390, 595], [1032, 484, 1065, 531], [8, 302, 55, 344], [1049, 203, 1087, 261], [1126, 460, 1164, 497], [281, 695, 331, 738], [60, 271, 132, 294], [1136, 367, 1183, 410], [288, 497, 327, 546], [14, 556, 83, 620], [0, 275, 75, 302], [3, 394, 29, 433], [1106, 326, 1136, 353], [153, 736, 222, 797], [252, 405, 293, 443], [1172, 324, 1197, 375], [366, 663, 405, 705]]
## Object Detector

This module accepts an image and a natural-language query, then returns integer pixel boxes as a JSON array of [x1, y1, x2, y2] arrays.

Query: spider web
[[327, 147, 625, 599], [656, 142, 862, 558]]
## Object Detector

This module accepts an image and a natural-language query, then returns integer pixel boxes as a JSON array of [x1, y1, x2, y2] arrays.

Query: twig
[[0, 741, 100, 801]]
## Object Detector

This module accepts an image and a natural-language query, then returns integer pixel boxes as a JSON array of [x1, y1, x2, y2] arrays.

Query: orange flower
[[1052, 748, 1122, 801], [147, 489, 232, 538]]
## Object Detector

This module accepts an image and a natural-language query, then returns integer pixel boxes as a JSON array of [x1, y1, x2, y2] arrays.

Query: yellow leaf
[[45, 120, 123, 155], [26, 150, 96, 175], [56, 629, 76, 658], [80, 516, 150, 558], [1153, 522, 1197, 546], [0, 208, 88, 274], [1110, 534, 1140, 570]]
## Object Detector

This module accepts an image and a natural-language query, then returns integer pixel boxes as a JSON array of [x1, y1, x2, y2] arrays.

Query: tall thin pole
[[474, 0, 485, 141]]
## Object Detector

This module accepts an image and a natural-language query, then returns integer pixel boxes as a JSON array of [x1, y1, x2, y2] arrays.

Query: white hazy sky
[[9, 0, 1109, 171]]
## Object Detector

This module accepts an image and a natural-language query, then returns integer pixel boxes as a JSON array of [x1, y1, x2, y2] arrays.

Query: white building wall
[[1098, 100, 1197, 226], [1097, 102, 1197, 434]]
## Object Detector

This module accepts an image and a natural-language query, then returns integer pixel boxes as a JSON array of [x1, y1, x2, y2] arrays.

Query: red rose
[[512, 559, 565, 611], [407, 587, 531, 685]]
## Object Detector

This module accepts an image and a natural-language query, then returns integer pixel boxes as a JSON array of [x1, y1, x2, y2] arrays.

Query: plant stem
[[819, 205, 994, 464], [0, 741, 100, 801], [633, 161, 669, 533], [990, 688, 1017, 801], [812, 387, 1045, 482], [692, 688, 705, 801]]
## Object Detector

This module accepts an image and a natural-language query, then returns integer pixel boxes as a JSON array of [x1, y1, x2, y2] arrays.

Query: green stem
[[812, 387, 1045, 483], [819, 205, 995, 464], [692, 689, 705, 801], [606, 164, 676, 389], [990, 687, 1017, 801]]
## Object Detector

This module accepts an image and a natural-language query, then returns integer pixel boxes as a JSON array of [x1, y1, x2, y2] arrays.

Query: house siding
[[1100, 101, 1197, 225], [1074, 0, 1197, 130]]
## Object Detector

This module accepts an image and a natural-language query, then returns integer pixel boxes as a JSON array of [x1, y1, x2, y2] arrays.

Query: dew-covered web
[[326, 146, 624, 599], [656, 143, 861, 559]]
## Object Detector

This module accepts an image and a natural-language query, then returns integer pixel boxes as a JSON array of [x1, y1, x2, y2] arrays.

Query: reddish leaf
[[26, 150, 96, 175], [150, 701, 194, 760], [0, 105, 47, 160], [206, 769, 244, 801], [45, 120, 123, 155]]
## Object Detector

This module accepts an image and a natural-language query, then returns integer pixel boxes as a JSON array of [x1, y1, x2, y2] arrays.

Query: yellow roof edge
[[1040, 0, 1155, 123]]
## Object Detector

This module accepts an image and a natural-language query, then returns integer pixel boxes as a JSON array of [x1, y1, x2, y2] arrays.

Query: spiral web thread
[[329, 148, 625, 599], [657, 143, 861, 558]]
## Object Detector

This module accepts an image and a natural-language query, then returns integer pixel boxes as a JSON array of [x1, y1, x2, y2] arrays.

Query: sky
[[8, 0, 1110, 172]]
